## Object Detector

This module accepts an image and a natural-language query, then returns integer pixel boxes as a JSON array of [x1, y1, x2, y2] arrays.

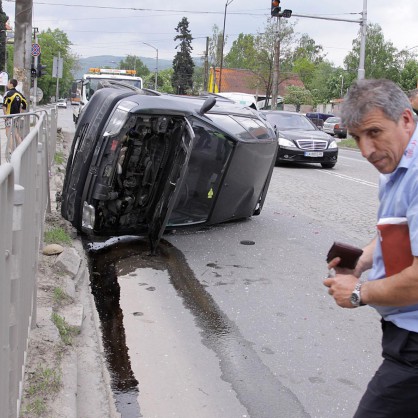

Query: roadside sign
[[31, 43, 41, 57], [30, 87, 43, 103], [0, 71, 8, 86], [52, 56, 64, 78]]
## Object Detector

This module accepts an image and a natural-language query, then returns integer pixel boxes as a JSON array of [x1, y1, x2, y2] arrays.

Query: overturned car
[[61, 87, 278, 252]]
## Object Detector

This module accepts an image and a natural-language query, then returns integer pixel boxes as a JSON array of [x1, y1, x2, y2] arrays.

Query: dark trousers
[[354, 320, 418, 418]]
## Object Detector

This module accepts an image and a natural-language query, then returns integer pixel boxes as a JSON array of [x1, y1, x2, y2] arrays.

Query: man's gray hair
[[341, 79, 412, 128], [407, 88, 418, 100]]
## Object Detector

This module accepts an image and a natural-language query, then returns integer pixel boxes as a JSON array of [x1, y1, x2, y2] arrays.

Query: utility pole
[[204, 37, 209, 91], [14, 0, 32, 101], [271, 17, 280, 110], [357, 0, 367, 80]]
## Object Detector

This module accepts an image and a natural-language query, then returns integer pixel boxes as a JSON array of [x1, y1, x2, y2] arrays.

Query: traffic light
[[37, 54, 47, 77], [31, 67, 37, 78], [271, 0, 281, 17], [281, 9, 292, 18]]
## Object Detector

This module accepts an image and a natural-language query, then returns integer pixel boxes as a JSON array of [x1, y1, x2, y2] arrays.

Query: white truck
[[72, 68, 143, 124]]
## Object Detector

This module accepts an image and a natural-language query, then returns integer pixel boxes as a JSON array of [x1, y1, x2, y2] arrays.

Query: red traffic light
[[271, 0, 281, 17]]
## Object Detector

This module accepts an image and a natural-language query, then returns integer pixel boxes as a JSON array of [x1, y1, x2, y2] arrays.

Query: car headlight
[[278, 137, 296, 148], [103, 100, 137, 136], [328, 140, 338, 149]]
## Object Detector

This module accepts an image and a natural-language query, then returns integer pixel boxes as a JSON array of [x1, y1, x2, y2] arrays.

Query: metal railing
[[0, 108, 57, 418]]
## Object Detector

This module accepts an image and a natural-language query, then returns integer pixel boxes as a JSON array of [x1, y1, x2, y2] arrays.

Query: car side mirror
[[199, 97, 216, 115]]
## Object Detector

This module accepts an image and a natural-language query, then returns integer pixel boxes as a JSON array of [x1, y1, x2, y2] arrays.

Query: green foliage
[[36, 29, 78, 103], [51, 313, 79, 345], [171, 17, 195, 95], [344, 23, 401, 82], [153, 68, 175, 93], [44, 227, 71, 245], [22, 364, 62, 416], [399, 59, 418, 91], [0, 2, 8, 73], [119, 54, 150, 77], [53, 151, 64, 165], [283, 85, 313, 111]]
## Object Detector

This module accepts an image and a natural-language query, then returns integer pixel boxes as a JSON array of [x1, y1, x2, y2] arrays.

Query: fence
[[0, 108, 57, 418]]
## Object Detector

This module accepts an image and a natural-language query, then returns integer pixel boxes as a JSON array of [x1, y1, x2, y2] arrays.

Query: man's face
[[348, 108, 415, 174], [410, 94, 418, 110]]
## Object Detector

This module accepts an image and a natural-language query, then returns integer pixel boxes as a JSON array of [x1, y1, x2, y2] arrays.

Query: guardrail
[[0, 108, 57, 418]]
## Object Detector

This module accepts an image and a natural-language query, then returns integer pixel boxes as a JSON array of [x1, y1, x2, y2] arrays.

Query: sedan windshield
[[267, 113, 316, 131]]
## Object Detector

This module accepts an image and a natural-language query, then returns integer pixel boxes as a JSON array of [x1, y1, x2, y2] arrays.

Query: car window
[[207, 114, 270, 141], [265, 113, 316, 131], [325, 117, 340, 123]]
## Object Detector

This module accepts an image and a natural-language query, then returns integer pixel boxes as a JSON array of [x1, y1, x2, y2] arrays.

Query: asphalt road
[[106, 147, 383, 418]]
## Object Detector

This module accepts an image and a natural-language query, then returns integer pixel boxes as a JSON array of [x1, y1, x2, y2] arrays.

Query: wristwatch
[[350, 282, 363, 307]]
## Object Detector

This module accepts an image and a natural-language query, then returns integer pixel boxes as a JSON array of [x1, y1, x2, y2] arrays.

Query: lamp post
[[340, 74, 344, 98], [142, 42, 158, 91], [218, 0, 234, 93]]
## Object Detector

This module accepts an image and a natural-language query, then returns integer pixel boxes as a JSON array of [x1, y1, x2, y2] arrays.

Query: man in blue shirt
[[324, 79, 418, 417]]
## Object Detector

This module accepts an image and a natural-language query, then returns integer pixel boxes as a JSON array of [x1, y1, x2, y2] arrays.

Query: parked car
[[61, 87, 278, 252], [305, 112, 334, 130], [260, 110, 338, 169], [57, 99, 67, 109], [334, 121, 348, 139], [322, 116, 346, 139]]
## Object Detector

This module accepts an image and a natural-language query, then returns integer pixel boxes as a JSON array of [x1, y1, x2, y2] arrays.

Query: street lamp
[[340, 74, 344, 98], [218, 0, 234, 93], [142, 42, 158, 91]]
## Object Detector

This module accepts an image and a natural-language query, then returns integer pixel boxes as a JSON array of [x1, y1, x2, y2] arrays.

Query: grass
[[22, 365, 62, 416], [44, 227, 72, 245], [338, 137, 358, 149], [53, 151, 65, 165], [52, 287, 73, 308], [51, 313, 79, 346]]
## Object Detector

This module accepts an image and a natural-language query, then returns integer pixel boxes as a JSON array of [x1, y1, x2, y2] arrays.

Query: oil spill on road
[[84, 235, 309, 418]]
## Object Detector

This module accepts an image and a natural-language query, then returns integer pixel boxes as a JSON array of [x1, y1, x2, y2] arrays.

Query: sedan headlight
[[328, 140, 338, 149], [278, 137, 296, 148], [103, 100, 137, 136]]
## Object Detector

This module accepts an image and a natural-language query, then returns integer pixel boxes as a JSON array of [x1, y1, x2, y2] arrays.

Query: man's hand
[[323, 272, 359, 308]]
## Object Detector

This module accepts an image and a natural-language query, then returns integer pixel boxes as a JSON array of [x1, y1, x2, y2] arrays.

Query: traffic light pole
[[290, 0, 367, 80], [271, 17, 280, 110], [33, 33, 38, 111]]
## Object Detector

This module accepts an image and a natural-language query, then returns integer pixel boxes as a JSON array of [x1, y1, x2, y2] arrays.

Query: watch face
[[351, 293, 360, 306]]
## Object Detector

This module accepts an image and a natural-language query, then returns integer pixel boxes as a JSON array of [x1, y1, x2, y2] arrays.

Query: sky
[[3, 0, 418, 68]]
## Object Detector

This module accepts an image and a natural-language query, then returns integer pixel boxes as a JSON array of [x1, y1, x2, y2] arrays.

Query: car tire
[[321, 162, 336, 169]]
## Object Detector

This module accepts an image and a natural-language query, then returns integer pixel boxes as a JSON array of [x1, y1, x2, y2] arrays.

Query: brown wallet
[[326, 242, 363, 269]]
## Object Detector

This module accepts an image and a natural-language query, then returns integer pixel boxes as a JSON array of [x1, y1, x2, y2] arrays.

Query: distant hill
[[73, 55, 203, 80]]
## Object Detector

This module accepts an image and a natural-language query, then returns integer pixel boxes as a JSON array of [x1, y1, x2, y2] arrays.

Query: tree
[[224, 33, 256, 69], [154, 68, 175, 94], [344, 23, 401, 82], [119, 55, 150, 77], [0, 1, 8, 72], [208, 24, 223, 69], [171, 17, 194, 95], [283, 85, 313, 112], [36, 28, 77, 102], [399, 59, 418, 91]]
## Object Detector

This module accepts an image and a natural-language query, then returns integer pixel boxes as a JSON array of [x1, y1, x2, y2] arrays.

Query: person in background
[[407, 88, 418, 116], [324, 79, 418, 417], [3, 78, 28, 154]]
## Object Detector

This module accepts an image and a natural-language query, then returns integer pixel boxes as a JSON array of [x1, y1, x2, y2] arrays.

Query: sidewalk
[[18, 118, 119, 417]]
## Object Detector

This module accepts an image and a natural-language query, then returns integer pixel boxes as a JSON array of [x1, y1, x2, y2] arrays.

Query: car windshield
[[325, 117, 340, 123], [266, 113, 316, 131]]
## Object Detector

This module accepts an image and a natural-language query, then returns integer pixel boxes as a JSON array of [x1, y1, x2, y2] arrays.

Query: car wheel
[[321, 162, 336, 169]]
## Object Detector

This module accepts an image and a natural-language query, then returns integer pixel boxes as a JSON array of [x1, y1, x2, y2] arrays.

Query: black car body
[[261, 110, 338, 168], [61, 87, 278, 251]]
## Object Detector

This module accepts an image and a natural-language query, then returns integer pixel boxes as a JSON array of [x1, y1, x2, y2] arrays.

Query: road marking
[[319, 170, 378, 188]]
